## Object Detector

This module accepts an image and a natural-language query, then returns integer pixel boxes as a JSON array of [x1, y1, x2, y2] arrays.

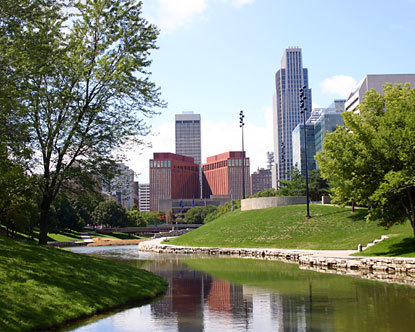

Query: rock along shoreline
[[138, 237, 415, 287]]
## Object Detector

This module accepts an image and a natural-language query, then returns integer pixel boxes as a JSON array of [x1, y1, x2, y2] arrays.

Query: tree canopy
[[1, 0, 164, 244], [316, 84, 415, 237]]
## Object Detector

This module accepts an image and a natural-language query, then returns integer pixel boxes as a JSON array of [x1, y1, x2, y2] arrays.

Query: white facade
[[345, 74, 415, 113], [103, 163, 135, 210], [138, 183, 151, 212]]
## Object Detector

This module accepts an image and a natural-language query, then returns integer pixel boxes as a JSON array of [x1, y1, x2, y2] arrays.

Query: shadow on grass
[[346, 209, 368, 221], [374, 237, 415, 257]]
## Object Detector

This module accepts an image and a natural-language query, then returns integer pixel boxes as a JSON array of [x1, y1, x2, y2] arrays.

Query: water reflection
[[66, 246, 415, 332]]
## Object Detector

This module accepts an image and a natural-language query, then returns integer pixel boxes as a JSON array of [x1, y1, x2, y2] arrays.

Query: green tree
[[1, 0, 164, 244], [91, 200, 129, 228], [316, 84, 415, 237], [128, 209, 148, 227], [184, 205, 218, 224], [277, 168, 307, 197]]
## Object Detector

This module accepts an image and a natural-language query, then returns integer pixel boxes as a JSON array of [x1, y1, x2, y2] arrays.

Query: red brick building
[[202, 151, 250, 200], [150, 153, 199, 211]]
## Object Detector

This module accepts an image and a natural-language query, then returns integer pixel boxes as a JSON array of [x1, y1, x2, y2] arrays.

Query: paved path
[[79, 232, 94, 243]]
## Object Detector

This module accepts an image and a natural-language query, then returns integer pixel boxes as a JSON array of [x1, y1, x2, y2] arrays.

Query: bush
[[184, 205, 218, 224]]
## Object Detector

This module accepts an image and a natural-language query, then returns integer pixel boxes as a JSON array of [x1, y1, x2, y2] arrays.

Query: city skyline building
[[250, 168, 272, 196], [149, 152, 199, 211], [138, 183, 150, 212], [308, 99, 345, 153], [102, 163, 135, 210], [175, 112, 202, 197], [202, 151, 250, 200], [272, 47, 312, 188], [292, 124, 316, 176], [345, 74, 415, 113]]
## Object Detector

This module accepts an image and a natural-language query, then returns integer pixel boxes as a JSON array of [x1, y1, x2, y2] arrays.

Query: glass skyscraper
[[272, 47, 312, 188]]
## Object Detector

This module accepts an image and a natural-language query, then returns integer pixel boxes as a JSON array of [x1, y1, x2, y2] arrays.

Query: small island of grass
[[0, 235, 167, 332]]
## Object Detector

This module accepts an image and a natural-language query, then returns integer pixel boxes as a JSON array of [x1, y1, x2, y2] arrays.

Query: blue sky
[[128, 0, 415, 182]]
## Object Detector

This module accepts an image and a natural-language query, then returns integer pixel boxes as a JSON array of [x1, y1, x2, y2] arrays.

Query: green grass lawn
[[0, 226, 143, 243], [0, 235, 167, 332], [354, 234, 415, 257], [167, 204, 413, 251]]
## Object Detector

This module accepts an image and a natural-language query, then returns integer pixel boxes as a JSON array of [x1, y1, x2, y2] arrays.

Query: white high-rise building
[[272, 47, 312, 188], [103, 163, 135, 210], [138, 183, 150, 212]]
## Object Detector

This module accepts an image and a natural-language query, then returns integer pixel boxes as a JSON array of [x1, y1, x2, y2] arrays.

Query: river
[[65, 245, 415, 332]]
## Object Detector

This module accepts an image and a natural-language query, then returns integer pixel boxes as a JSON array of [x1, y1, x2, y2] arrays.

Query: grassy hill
[[167, 205, 413, 250], [0, 235, 167, 332]]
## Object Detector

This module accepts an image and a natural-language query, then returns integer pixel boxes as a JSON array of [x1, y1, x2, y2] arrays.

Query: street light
[[299, 86, 311, 219], [239, 110, 245, 199]]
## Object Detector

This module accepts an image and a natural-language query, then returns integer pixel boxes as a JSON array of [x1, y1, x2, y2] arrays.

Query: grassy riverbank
[[0, 235, 167, 332], [167, 205, 413, 250]]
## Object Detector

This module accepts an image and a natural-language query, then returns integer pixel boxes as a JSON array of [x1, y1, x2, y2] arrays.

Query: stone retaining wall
[[241, 196, 306, 211], [138, 239, 415, 286]]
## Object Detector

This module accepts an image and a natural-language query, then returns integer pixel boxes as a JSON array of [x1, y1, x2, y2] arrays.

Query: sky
[[126, 0, 415, 183]]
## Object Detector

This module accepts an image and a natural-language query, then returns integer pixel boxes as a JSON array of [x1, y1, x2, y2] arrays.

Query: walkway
[[79, 232, 94, 244]]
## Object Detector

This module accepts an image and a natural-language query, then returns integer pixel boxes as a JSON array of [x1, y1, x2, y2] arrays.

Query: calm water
[[66, 245, 415, 332]]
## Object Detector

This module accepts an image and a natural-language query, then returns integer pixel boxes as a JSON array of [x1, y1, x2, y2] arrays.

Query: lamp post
[[239, 110, 245, 199], [299, 86, 311, 219]]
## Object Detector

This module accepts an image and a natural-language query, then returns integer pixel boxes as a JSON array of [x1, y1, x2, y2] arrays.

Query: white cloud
[[143, 0, 255, 33], [125, 107, 272, 183], [147, 0, 208, 33], [229, 0, 255, 8], [320, 75, 357, 99]]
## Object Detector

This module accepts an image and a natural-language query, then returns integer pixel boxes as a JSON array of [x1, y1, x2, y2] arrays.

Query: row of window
[[203, 159, 250, 171], [150, 160, 171, 168], [176, 120, 200, 124]]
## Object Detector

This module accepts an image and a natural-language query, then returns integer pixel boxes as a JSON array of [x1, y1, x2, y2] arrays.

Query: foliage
[[0, 0, 164, 244], [316, 84, 415, 237], [184, 205, 218, 224], [251, 188, 279, 198], [0, 234, 167, 331], [141, 211, 162, 226], [128, 209, 148, 227], [91, 200, 129, 227], [167, 205, 413, 250], [204, 200, 241, 223]]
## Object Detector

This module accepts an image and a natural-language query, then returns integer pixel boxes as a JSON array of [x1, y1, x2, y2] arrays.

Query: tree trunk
[[38, 195, 52, 245]]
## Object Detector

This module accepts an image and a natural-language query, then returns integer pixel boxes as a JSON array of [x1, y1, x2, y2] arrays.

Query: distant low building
[[250, 168, 272, 196]]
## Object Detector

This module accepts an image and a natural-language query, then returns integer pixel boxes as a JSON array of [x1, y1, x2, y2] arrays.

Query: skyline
[[126, 0, 415, 183]]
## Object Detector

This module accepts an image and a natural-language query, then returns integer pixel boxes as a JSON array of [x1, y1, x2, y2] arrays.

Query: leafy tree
[[1, 0, 164, 244], [128, 209, 148, 227], [316, 84, 415, 237], [204, 200, 241, 223], [141, 212, 161, 226], [91, 200, 129, 227], [184, 205, 218, 224]]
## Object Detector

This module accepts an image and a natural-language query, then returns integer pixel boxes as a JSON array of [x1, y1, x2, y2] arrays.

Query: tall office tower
[[175, 112, 201, 164], [272, 47, 312, 188], [175, 112, 202, 197], [266, 152, 274, 170]]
